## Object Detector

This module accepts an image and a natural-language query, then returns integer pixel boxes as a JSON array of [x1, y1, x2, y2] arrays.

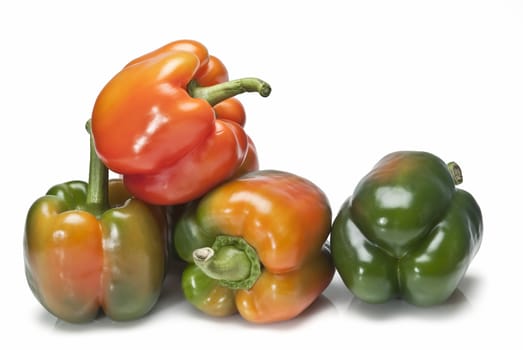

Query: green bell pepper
[[331, 151, 483, 306]]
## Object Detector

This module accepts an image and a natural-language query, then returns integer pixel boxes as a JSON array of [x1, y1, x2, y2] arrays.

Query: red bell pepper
[[91, 39, 269, 204]]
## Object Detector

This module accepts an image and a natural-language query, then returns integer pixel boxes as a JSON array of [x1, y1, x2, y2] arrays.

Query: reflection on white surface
[[346, 288, 470, 320], [43, 272, 481, 332], [47, 261, 341, 332], [50, 293, 340, 332]]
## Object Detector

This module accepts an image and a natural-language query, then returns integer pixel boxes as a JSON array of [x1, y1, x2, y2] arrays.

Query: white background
[[2, 0, 522, 348]]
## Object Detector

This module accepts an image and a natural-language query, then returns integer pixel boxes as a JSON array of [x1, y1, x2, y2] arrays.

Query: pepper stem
[[192, 235, 261, 290], [447, 161, 463, 185], [84, 120, 109, 217], [187, 78, 271, 106]]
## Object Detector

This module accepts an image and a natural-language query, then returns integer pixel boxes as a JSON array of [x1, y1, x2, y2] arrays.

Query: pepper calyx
[[192, 235, 261, 290]]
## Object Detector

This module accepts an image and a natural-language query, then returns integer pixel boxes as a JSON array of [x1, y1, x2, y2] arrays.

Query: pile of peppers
[[23, 39, 483, 325]]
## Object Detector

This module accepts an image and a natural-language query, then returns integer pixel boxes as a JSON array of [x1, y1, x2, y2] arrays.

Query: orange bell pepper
[[173, 170, 335, 323], [24, 122, 168, 323]]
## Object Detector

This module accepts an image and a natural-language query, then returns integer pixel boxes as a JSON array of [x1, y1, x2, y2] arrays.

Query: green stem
[[84, 120, 109, 217], [192, 235, 261, 290], [193, 246, 251, 281], [187, 78, 271, 106], [447, 161, 463, 185]]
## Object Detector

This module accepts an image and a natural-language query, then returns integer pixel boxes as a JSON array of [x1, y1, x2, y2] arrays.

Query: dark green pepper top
[[331, 151, 483, 306]]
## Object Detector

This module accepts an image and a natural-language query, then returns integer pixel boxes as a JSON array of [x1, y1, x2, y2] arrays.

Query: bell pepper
[[173, 170, 335, 323], [91, 39, 270, 205], [331, 151, 483, 306], [24, 121, 168, 323]]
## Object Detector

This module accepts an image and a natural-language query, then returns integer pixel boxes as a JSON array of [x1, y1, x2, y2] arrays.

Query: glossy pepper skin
[[331, 151, 483, 306], [24, 123, 168, 323], [91, 39, 270, 205], [174, 170, 335, 323]]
